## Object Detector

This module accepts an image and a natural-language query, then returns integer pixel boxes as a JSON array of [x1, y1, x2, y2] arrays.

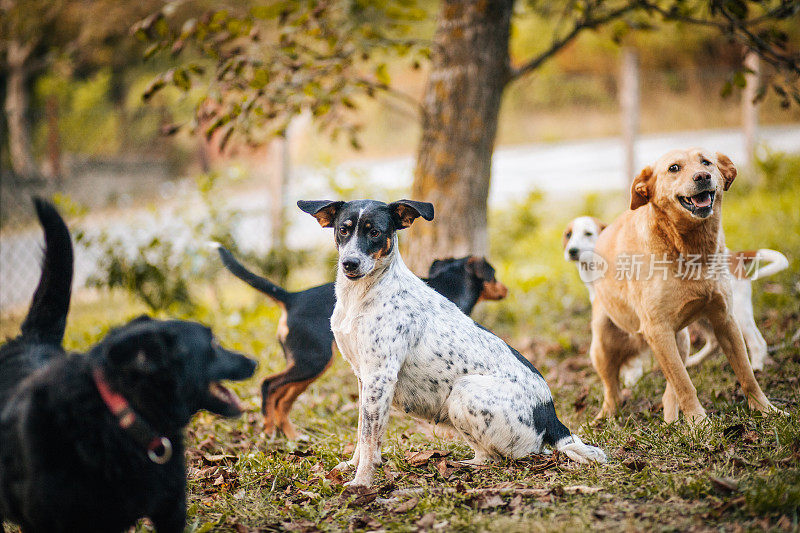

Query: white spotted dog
[[562, 217, 789, 376], [298, 199, 606, 488]]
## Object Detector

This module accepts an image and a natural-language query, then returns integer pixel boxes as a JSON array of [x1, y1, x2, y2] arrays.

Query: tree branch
[[508, 2, 640, 83]]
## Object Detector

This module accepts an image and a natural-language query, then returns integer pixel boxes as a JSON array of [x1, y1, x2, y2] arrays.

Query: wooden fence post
[[620, 47, 640, 186], [742, 50, 760, 171], [269, 136, 289, 250]]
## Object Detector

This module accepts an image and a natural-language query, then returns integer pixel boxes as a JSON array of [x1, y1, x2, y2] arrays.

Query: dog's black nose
[[568, 248, 579, 259], [693, 172, 711, 182], [342, 258, 361, 272]]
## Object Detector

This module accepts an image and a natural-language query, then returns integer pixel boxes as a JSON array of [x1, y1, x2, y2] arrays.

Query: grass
[[2, 164, 799, 532]]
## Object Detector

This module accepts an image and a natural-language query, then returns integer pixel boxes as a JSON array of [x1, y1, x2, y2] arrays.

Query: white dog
[[299, 199, 607, 487]]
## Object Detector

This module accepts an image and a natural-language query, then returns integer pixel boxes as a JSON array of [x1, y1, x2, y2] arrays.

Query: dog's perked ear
[[630, 166, 655, 210], [388, 199, 434, 229], [297, 200, 345, 228], [466, 256, 494, 282], [715, 152, 737, 191]]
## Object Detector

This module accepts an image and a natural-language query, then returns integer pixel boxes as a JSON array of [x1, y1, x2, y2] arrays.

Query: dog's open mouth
[[344, 272, 364, 280], [678, 190, 715, 216], [209, 382, 242, 412]]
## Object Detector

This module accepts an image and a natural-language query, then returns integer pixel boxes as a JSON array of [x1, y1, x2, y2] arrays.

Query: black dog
[[215, 245, 507, 440], [0, 199, 72, 409], [0, 202, 257, 533]]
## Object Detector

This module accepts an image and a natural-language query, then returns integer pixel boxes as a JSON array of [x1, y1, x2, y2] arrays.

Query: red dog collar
[[92, 368, 172, 464]]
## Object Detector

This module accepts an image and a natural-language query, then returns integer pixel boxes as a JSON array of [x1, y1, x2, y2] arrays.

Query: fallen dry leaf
[[563, 485, 602, 495], [202, 453, 237, 464], [477, 494, 506, 509], [623, 457, 648, 471], [394, 497, 419, 513], [342, 485, 379, 507], [405, 449, 451, 467], [415, 512, 436, 530], [709, 475, 739, 493]]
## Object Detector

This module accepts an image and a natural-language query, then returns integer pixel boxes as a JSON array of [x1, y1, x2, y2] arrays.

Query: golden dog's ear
[[630, 166, 654, 210], [716, 152, 737, 191]]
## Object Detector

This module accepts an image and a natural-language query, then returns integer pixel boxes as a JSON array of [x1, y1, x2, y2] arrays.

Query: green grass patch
[[2, 159, 799, 532]]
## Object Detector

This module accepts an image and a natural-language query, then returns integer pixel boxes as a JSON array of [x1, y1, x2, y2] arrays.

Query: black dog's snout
[[568, 248, 579, 259], [693, 172, 711, 182], [342, 258, 361, 272]]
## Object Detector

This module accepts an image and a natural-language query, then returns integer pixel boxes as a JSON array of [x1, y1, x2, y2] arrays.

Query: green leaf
[[375, 63, 390, 85], [732, 70, 747, 89]]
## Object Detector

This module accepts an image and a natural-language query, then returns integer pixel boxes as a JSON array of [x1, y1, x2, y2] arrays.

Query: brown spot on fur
[[561, 221, 574, 250], [276, 302, 289, 344], [373, 237, 393, 259], [729, 250, 758, 280]]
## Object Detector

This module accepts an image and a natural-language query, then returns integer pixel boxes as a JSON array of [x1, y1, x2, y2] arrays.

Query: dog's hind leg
[[589, 336, 622, 421], [261, 374, 280, 438], [274, 379, 314, 441], [446, 375, 544, 461]]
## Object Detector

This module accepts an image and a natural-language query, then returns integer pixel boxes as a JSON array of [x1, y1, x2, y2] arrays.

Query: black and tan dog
[[0, 200, 257, 533], [215, 245, 507, 440]]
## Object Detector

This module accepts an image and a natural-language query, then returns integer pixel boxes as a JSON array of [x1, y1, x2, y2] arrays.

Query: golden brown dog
[[588, 148, 782, 424]]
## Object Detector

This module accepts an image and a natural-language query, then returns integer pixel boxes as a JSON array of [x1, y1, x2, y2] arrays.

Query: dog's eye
[[566, 231, 572, 238], [668, 164, 680, 173], [369, 229, 381, 238], [339, 226, 350, 237], [701, 159, 711, 166]]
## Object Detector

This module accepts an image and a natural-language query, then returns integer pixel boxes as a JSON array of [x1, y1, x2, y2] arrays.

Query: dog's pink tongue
[[691, 193, 712, 208]]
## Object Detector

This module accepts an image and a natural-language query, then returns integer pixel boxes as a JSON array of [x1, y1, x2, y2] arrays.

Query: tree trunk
[[5, 40, 37, 179], [404, 0, 513, 274]]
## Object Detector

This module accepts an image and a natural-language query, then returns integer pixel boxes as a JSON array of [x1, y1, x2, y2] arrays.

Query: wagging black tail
[[213, 244, 291, 303], [19, 198, 73, 345]]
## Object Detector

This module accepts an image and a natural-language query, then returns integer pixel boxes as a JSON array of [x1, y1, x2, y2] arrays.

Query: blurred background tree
[[135, 0, 799, 272], [1, 0, 167, 179]]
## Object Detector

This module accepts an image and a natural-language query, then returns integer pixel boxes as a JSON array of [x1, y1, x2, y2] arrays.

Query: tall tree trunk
[[404, 0, 513, 274], [5, 40, 37, 179]]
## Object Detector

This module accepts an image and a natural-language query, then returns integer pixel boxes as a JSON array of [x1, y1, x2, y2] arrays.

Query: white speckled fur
[[333, 233, 606, 487]]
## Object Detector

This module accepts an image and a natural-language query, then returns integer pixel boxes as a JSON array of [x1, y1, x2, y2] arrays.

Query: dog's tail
[[749, 249, 789, 280], [19, 198, 73, 345], [212, 243, 292, 304], [538, 399, 607, 464], [554, 433, 608, 464]]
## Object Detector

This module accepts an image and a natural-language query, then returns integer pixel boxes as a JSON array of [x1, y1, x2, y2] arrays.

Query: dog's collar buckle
[[92, 367, 172, 465], [147, 437, 173, 464]]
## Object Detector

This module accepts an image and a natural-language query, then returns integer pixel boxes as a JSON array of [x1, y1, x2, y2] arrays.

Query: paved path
[[2, 125, 798, 310]]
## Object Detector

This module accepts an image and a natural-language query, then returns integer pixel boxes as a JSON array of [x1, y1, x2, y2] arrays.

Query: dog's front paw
[[760, 402, 789, 417], [684, 409, 708, 426]]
